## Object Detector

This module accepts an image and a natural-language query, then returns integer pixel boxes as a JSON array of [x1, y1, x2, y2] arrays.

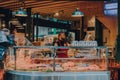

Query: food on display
[[62, 61, 75, 68], [67, 49, 75, 58], [54, 60, 106, 72], [55, 64, 64, 72], [6, 47, 107, 72], [6, 61, 14, 70], [88, 64, 100, 70]]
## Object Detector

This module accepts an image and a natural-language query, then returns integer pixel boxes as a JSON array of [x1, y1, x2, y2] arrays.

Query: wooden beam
[[31, 1, 102, 11], [0, 1, 51, 8], [4, 1, 69, 10], [32, 4, 103, 14], [32, 1, 76, 10], [0, 0, 15, 5]]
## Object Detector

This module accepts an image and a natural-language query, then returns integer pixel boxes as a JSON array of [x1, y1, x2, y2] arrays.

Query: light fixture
[[54, 12, 59, 17], [72, 8, 84, 17], [15, 7, 27, 17], [54, 10, 64, 17], [13, 0, 27, 17]]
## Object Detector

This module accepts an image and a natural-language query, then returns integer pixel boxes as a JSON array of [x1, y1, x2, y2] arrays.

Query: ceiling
[[0, 0, 104, 20]]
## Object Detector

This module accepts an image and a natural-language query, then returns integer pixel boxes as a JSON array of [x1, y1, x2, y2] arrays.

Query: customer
[[0, 28, 11, 80], [56, 32, 68, 58]]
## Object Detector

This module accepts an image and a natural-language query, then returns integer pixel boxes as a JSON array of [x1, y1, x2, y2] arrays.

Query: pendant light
[[72, 1, 84, 17], [15, 7, 27, 17], [14, 0, 27, 17], [54, 12, 59, 17], [72, 8, 84, 17]]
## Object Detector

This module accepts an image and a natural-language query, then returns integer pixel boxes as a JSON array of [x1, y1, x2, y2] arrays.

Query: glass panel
[[55, 47, 107, 72]]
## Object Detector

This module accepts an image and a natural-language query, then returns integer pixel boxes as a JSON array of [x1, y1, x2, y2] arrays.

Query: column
[[26, 8, 33, 41], [115, 0, 120, 62], [95, 19, 103, 46]]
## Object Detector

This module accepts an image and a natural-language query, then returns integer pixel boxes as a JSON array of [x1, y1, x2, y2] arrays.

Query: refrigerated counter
[[4, 46, 110, 80]]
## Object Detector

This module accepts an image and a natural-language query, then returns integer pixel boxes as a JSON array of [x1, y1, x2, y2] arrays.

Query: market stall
[[4, 42, 110, 80]]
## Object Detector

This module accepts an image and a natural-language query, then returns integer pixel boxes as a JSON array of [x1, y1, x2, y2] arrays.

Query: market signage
[[104, 3, 118, 16]]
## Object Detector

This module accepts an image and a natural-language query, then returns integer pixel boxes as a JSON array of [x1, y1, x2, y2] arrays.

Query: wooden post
[[36, 13, 39, 41], [26, 8, 33, 41]]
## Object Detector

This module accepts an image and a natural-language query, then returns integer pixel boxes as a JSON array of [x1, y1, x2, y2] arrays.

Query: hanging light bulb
[[54, 12, 59, 17], [15, 7, 27, 17], [72, 8, 84, 17]]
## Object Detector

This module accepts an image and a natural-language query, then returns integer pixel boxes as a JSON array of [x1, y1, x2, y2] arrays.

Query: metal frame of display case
[[13, 46, 55, 70], [12, 46, 109, 71], [54, 46, 109, 70], [4, 46, 110, 80]]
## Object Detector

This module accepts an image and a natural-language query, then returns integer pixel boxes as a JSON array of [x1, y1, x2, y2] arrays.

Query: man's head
[[58, 32, 66, 40]]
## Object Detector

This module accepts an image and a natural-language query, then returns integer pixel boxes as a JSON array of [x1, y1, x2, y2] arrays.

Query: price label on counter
[[72, 41, 98, 47]]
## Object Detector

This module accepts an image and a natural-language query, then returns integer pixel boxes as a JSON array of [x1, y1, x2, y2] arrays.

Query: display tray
[[4, 70, 110, 80]]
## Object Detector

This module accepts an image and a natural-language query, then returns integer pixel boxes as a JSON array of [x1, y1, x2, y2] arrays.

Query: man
[[56, 32, 68, 58]]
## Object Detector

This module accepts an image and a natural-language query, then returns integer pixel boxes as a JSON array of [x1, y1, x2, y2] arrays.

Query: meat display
[[5, 47, 107, 72], [55, 61, 105, 72]]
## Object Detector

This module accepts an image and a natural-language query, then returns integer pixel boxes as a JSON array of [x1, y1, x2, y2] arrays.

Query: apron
[[57, 40, 68, 58]]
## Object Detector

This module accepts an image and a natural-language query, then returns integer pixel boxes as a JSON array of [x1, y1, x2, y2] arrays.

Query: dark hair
[[58, 32, 64, 37]]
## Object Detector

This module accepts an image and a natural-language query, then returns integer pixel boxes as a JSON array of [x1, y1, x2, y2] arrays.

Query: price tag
[[72, 41, 98, 47]]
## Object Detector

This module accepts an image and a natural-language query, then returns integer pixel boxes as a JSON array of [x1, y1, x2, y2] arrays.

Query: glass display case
[[5, 46, 108, 72], [4, 46, 110, 80], [5, 46, 54, 72], [54, 46, 107, 72]]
